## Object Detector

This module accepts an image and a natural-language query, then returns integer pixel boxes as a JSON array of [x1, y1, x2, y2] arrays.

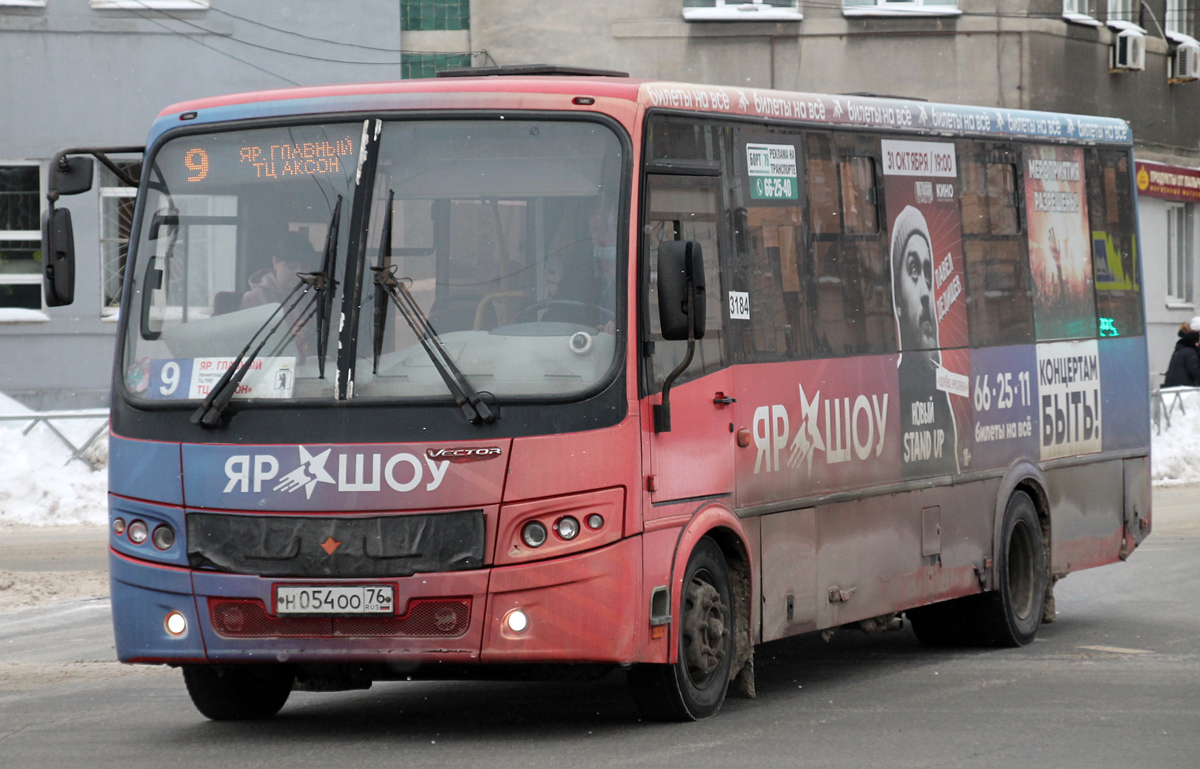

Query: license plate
[[275, 585, 395, 615]]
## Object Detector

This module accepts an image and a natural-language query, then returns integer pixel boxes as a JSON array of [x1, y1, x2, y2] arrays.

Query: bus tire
[[974, 490, 1046, 647], [182, 664, 294, 721], [628, 537, 734, 721]]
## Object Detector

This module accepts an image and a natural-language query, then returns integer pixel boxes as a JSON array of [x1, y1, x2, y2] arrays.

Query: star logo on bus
[[787, 384, 825, 476], [273, 446, 336, 499]]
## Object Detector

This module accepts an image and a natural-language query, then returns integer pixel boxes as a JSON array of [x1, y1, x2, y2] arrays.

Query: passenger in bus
[[241, 231, 322, 310], [1162, 317, 1200, 387], [548, 201, 617, 330], [891, 205, 959, 476]]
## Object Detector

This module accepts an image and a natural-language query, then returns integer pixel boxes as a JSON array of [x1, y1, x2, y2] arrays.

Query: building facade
[[3, 0, 1198, 406]]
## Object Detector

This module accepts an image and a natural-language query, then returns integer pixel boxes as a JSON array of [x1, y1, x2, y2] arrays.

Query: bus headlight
[[127, 520, 149, 544], [164, 611, 188, 636], [555, 516, 580, 540], [521, 521, 548, 548], [152, 524, 176, 551]]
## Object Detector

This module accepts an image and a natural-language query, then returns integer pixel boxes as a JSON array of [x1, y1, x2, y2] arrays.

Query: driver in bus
[[891, 205, 959, 476], [548, 200, 617, 331], [241, 230, 321, 310]]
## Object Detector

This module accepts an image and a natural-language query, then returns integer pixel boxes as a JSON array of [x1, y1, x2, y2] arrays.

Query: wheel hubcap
[[681, 569, 727, 688], [1008, 520, 1036, 621]]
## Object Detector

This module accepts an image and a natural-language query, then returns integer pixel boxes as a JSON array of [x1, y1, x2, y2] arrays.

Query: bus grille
[[207, 597, 471, 638]]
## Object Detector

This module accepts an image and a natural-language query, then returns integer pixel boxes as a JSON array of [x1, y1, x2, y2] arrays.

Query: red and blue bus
[[42, 67, 1151, 721]]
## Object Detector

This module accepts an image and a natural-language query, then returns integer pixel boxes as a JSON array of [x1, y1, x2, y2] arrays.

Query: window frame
[[0, 161, 46, 317], [842, 0, 961, 19], [1062, 0, 1101, 26], [1166, 201, 1194, 307], [90, 1, 210, 9], [683, 0, 803, 22], [98, 162, 140, 321]]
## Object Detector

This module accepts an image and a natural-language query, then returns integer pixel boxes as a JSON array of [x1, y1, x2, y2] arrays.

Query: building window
[[683, 0, 803, 22], [401, 0, 470, 31], [0, 1, 48, 8], [1063, 0, 1100, 25], [842, 0, 960, 17], [1166, 0, 1190, 36], [0, 165, 43, 314], [90, 1, 209, 8], [1107, 0, 1134, 23], [99, 162, 140, 320], [1167, 203, 1193, 305], [401, 52, 471, 79]]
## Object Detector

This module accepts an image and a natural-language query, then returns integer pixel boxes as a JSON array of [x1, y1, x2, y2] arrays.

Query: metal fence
[[0, 410, 109, 470]]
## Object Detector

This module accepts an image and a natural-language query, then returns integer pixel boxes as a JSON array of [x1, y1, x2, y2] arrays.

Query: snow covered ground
[[0, 393, 109, 527], [0, 390, 1196, 528]]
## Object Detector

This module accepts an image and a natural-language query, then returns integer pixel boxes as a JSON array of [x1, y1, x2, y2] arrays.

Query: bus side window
[[727, 128, 808, 363], [804, 133, 895, 357], [644, 175, 726, 390], [1085, 149, 1143, 338], [959, 142, 1036, 348]]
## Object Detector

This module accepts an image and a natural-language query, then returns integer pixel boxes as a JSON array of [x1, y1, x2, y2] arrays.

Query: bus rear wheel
[[628, 537, 734, 721], [182, 664, 294, 720], [975, 490, 1046, 647]]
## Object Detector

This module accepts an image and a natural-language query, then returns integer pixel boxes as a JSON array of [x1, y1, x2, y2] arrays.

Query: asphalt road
[[1, 487, 1197, 769]]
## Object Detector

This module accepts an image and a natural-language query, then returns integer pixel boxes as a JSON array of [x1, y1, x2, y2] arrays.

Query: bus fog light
[[521, 521, 548, 548], [112, 518, 126, 536], [586, 514, 603, 530], [506, 609, 528, 633], [127, 520, 149, 544], [164, 611, 188, 636], [556, 516, 580, 540]]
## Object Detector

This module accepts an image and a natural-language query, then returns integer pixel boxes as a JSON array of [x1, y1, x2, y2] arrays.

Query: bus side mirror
[[42, 208, 76, 307], [656, 240, 706, 341], [53, 156, 95, 196]]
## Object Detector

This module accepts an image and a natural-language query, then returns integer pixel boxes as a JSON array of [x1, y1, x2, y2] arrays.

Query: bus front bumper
[[110, 536, 642, 666]]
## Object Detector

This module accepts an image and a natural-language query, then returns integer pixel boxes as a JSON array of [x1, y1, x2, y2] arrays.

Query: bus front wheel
[[182, 664, 294, 720], [628, 537, 734, 721]]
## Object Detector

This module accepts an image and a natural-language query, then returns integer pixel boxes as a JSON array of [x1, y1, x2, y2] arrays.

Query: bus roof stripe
[[144, 77, 1131, 148]]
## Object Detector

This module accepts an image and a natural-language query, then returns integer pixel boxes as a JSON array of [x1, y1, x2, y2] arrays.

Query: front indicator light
[[555, 516, 580, 540], [127, 520, 149, 544], [506, 609, 528, 633], [521, 521, 548, 548], [152, 524, 175, 551], [112, 518, 126, 536], [164, 611, 188, 636], [586, 514, 604, 530]]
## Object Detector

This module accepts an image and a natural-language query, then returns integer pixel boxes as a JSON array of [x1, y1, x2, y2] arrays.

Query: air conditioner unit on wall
[[1171, 41, 1200, 83], [1112, 28, 1146, 72]]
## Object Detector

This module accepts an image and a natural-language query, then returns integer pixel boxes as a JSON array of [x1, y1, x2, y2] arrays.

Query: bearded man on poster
[[891, 205, 959, 477]]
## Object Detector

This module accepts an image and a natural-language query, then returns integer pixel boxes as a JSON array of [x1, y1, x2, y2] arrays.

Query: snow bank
[[1151, 389, 1200, 485], [0, 395, 108, 527]]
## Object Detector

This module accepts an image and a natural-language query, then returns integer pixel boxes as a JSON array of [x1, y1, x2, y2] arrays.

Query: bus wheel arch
[[994, 463, 1055, 624], [628, 507, 754, 720]]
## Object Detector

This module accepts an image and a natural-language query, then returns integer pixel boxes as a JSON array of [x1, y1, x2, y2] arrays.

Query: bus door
[[642, 173, 733, 503]]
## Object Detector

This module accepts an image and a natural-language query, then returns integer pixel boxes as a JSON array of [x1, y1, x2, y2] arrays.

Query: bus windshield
[[121, 118, 625, 406]]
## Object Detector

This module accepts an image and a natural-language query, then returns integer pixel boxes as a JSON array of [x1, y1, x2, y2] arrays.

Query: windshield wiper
[[372, 266, 495, 425], [315, 196, 343, 379], [371, 189, 395, 375], [190, 277, 319, 428]]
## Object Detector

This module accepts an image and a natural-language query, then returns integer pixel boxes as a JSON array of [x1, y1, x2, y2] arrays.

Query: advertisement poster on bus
[[1024, 145, 1097, 340], [1037, 340, 1102, 460], [968, 346, 1040, 470], [734, 356, 901, 506], [880, 140, 973, 478]]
